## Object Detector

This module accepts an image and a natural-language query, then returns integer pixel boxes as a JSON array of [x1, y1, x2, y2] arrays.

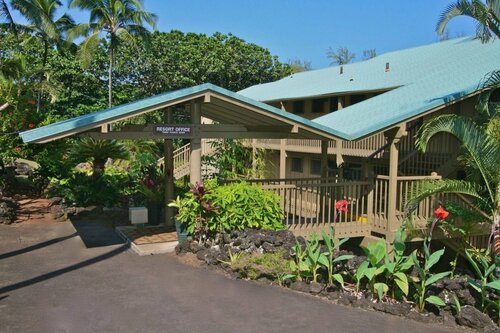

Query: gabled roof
[[20, 83, 348, 143], [239, 37, 500, 140]]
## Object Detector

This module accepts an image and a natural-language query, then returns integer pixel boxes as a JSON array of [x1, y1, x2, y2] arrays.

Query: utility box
[[129, 207, 148, 225]]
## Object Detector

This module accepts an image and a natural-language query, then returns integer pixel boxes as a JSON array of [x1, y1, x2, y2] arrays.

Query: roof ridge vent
[[385, 62, 390, 72]]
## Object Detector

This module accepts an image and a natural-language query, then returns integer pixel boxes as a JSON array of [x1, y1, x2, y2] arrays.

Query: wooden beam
[[81, 131, 299, 140]]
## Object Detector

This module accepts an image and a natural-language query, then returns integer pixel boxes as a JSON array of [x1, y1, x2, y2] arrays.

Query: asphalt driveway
[[0, 222, 459, 333]]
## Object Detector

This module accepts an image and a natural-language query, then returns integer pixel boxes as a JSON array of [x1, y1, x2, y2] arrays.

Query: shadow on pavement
[[0, 233, 78, 260], [0, 243, 130, 295], [71, 219, 125, 248]]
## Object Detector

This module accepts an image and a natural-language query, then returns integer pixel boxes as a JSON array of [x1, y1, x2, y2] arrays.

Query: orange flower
[[28, 123, 35, 128], [335, 200, 349, 212], [434, 206, 449, 221]]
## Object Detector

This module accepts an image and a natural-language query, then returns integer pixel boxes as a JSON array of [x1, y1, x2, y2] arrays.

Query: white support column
[[164, 108, 174, 227], [190, 102, 202, 184]]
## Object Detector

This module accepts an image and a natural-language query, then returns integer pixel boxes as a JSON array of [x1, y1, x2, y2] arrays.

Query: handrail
[[376, 174, 442, 181]]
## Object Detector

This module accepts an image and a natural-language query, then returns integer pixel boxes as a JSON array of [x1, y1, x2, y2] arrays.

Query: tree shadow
[[0, 232, 78, 260], [0, 243, 130, 295], [71, 219, 126, 248]]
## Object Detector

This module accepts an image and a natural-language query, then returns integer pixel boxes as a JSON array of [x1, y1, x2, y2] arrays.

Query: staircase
[[159, 140, 216, 179]]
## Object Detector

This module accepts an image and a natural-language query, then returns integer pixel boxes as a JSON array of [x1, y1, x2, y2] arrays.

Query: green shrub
[[48, 171, 128, 207], [172, 181, 284, 236]]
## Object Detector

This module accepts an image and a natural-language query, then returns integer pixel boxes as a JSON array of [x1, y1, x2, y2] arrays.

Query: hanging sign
[[154, 125, 193, 135]]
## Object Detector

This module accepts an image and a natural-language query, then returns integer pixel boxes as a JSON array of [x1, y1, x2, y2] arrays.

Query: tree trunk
[[108, 37, 114, 108], [37, 40, 49, 113]]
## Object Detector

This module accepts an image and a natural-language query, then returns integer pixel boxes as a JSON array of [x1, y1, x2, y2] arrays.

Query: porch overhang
[[19, 83, 347, 144]]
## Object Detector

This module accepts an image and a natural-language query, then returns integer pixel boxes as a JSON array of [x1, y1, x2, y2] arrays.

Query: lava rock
[[379, 303, 412, 316], [290, 281, 309, 293], [261, 241, 276, 253], [455, 305, 496, 331], [308, 281, 326, 294], [175, 240, 191, 254]]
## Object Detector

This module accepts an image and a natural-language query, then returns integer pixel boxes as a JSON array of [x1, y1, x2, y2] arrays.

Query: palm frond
[[77, 31, 101, 67], [404, 179, 489, 216], [416, 114, 500, 203], [0, 0, 17, 34], [476, 70, 500, 118]]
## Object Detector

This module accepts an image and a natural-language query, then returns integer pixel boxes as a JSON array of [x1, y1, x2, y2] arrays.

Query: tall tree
[[0, 0, 16, 34], [68, 0, 157, 107], [11, 0, 74, 112], [326, 47, 355, 65], [362, 49, 377, 60], [437, 0, 500, 42], [287, 58, 312, 73]]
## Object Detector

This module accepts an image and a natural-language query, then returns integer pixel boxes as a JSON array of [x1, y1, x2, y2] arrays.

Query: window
[[312, 99, 326, 113], [350, 94, 366, 105], [291, 157, 303, 172], [310, 159, 321, 175], [292, 101, 305, 114], [329, 96, 339, 112]]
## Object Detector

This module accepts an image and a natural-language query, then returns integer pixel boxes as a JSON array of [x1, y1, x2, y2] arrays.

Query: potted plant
[[168, 196, 188, 242]]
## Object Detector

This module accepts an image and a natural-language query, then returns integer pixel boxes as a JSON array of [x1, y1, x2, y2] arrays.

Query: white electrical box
[[129, 207, 148, 225]]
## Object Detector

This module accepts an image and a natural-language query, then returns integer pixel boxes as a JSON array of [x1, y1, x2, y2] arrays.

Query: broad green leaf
[[425, 249, 445, 270], [333, 254, 355, 263], [394, 272, 409, 296], [364, 267, 377, 281], [425, 271, 451, 286], [485, 280, 500, 291], [374, 282, 388, 300], [468, 279, 483, 293], [356, 261, 369, 281], [332, 273, 344, 286], [426, 295, 446, 306], [317, 254, 329, 267]]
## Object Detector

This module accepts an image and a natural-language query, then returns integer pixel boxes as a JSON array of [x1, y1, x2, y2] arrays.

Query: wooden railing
[[225, 177, 371, 238], [159, 139, 216, 179], [342, 132, 387, 158]]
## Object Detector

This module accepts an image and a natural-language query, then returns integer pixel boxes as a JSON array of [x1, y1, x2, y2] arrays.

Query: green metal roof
[[20, 83, 346, 143], [239, 37, 500, 140]]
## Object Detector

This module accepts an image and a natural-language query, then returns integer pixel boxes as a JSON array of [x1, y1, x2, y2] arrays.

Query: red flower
[[28, 123, 35, 128], [335, 200, 349, 212], [15, 146, 20, 152], [434, 206, 449, 221]]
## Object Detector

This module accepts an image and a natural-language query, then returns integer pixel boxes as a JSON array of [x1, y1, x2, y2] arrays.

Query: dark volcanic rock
[[455, 305, 496, 331], [308, 281, 325, 294], [0, 197, 17, 224], [290, 281, 309, 293]]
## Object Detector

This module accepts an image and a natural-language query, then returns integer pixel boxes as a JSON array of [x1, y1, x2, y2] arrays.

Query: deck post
[[279, 139, 287, 179], [320, 140, 329, 221], [252, 139, 257, 176], [164, 108, 174, 227], [190, 102, 202, 184], [363, 161, 374, 224], [386, 125, 407, 243]]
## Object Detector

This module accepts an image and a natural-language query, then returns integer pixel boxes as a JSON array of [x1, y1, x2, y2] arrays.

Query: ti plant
[[464, 249, 500, 315], [322, 227, 354, 288], [411, 241, 451, 312]]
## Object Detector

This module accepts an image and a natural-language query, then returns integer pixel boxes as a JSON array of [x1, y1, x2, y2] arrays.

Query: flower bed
[[175, 228, 500, 332]]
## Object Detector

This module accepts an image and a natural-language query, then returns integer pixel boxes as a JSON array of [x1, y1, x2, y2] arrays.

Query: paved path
[[0, 222, 460, 333]]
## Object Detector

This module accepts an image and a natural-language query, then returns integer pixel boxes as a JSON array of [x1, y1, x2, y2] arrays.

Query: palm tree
[[11, 0, 74, 112], [68, 0, 157, 107], [405, 102, 499, 256], [0, 0, 17, 35], [326, 47, 355, 66], [437, 0, 500, 42], [69, 138, 130, 179]]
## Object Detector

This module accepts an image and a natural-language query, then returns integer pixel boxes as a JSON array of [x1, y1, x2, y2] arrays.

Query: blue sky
[[11, 0, 477, 69]]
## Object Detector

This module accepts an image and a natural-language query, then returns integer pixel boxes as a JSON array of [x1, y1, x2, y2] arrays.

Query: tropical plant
[[68, 0, 157, 107], [12, 0, 75, 112], [355, 240, 389, 300], [436, 0, 500, 42], [411, 243, 451, 312], [68, 137, 129, 179], [326, 47, 355, 65], [289, 240, 308, 282], [321, 227, 354, 287], [0, 0, 16, 35], [406, 112, 499, 256], [464, 249, 500, 313]]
